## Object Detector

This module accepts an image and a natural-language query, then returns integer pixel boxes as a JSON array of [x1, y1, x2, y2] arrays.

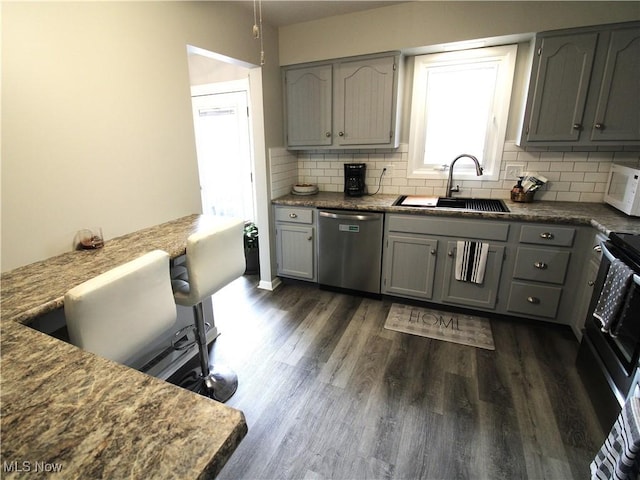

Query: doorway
[[191, 80, 255, 222]]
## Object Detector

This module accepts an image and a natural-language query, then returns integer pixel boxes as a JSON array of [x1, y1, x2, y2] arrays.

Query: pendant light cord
[[252, 0, 265, 65]]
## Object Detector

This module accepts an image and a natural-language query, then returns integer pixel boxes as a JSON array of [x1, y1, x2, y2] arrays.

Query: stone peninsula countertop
[[0, 214, 247, 479], [272, 192, 640, 235]]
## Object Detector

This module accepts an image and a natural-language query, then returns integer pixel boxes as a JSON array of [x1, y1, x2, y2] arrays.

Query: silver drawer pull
[[534, 262, 547, 269], [527, 296, 540, 304], [307, 236, 313, 241], [593, 245, 602, 253], [588, 280, 595, 287], [431, 249, 436, 255], [448, 251, 453, 257], [539, 232, 554, 240], [289, 213, 298, 218]]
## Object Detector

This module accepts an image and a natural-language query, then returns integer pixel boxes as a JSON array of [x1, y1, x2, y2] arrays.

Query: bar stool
[[64, 250, 177, 365], [171, 218, 245, 402]]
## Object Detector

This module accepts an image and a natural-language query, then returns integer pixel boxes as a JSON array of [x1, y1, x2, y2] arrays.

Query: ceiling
[[233, 1, 408, 27]]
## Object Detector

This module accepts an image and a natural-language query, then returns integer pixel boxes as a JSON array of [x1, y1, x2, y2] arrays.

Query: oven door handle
[[601, 241, 640, 287]]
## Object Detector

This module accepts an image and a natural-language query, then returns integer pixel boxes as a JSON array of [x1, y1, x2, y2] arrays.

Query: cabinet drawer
[[507, 282, 562, 319], [387, 215, 509, 241], [519, 225, 575, 247], [513, 247, 571, 285], [275, 207, 314, 224]]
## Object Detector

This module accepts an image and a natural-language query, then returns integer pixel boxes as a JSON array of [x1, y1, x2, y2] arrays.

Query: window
[[408, 45, 517, 181]]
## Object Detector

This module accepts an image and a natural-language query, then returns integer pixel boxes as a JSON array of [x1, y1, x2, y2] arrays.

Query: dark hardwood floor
[[185, 275, 605, 479]]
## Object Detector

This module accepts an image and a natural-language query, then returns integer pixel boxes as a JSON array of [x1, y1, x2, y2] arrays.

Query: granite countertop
[[0, 214, 247, 479], [272, 192, 640, 235]]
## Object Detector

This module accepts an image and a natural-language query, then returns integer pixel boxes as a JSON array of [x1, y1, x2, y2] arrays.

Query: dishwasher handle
[[319, 210, 381, 222]]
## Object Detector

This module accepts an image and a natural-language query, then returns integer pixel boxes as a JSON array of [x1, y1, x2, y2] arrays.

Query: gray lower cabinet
[[442, 241, 505, 309], [383, 234, 438, 299], [382, 213, 592, 325], [275, 206, 316, 281], [571, 231, 606, 340], [382, 214, 508, 312], [506, 224, 575, 319]]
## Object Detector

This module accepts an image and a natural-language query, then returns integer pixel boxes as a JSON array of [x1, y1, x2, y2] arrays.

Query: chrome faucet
[[445, 154, 484, 197]]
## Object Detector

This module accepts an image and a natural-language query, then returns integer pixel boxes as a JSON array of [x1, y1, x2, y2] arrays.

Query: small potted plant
[[243, 222, 259, 274]]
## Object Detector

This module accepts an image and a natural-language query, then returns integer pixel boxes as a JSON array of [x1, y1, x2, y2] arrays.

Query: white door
[[191, 88, 254, 221]]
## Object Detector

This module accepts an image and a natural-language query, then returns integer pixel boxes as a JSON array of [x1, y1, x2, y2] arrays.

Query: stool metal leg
[[192, 302, 238, 402]]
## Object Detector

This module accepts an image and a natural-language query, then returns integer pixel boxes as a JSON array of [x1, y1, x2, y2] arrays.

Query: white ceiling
[[233, 1, 408, 27]]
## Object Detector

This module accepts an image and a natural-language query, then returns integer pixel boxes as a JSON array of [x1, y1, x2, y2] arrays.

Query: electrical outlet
[[505, 163, 525, 180]]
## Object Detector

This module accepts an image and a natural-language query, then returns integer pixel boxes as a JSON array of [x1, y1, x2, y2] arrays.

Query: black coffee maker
[[344, 163, 366, 196]]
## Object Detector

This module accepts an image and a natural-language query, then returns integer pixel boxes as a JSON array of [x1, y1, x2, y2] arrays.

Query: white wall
[[1, 2, 282, 272], [279, 2, 640, 65]]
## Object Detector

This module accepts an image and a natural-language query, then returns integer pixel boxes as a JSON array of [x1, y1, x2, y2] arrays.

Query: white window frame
[[407, 44, 518, 181]]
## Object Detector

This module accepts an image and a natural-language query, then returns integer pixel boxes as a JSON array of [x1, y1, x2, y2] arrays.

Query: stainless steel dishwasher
[[318, 210, 384, 294]]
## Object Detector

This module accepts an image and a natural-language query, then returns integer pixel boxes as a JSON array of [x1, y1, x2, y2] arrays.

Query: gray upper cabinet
[[590, 25, 640, 142], [519, 21, 640, 147], [524, 31, 598, 143], [334, 56, 398, 146], [283, 52, 401, 149], [284, 64, 333, 147]]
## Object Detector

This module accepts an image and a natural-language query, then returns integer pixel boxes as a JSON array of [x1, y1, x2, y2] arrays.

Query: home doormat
[[384, 303, 495, 350]]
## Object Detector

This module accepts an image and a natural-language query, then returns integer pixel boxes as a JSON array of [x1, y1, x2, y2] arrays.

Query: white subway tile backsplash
[[270, 142, 639, 203], [557, 191, 581, 201], [560, 172, 586, 182], [584, 172, 609, 183]]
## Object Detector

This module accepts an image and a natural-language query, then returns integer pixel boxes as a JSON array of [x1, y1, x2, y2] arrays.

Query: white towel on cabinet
[[455, 241, 489, 284]]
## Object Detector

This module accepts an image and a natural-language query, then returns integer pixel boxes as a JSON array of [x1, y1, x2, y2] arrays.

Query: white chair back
[[64, 249, 176, 364], [173, 218, 245, 307]]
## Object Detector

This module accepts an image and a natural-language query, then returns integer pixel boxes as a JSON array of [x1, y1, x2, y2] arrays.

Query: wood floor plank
[[169, 278, 605, 480], [273, 290, 342, 366], [493, 320, 576, 478], [317, 298, 388, 388]]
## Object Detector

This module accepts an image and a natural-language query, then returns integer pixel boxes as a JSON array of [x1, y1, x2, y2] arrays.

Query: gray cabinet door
[[442, 242, 505, 309], [276, 224, 315, 280], [590, 25, 640, 142], [383, 234, 438, 299], [285, 64, 333, 147], [526, 32, 598, 142], [334, 56, 397, 146]]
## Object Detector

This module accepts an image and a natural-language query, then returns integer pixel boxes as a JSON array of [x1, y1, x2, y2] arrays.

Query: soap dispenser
[[510, 176, 524, 202]]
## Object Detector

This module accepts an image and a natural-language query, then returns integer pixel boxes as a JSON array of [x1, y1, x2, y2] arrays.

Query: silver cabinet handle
[[588, 280, 595, 287], [573, 123, 582, 130], [338, 131, 345, 137], [325, 132, 331, 137], [593, 245, 602, 253], [534, 262, 547, 269], [539, 232, 554, 240], [527, 296, 540, 304], [430, 249, 436, 255], [448, 251, 453, 257], [307, 236, 313, 241], [289, 213, 297, 218], [595, 123, 604, 130]]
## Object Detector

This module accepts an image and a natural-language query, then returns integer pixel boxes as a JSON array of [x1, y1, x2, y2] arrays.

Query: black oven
[[577, 232, 640, 432]]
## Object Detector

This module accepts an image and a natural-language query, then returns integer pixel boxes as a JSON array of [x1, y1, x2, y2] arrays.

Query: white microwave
[[604, 163, 640, 217]]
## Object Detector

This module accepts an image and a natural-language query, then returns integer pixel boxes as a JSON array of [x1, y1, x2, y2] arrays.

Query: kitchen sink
[[394, 195, 509, 213]]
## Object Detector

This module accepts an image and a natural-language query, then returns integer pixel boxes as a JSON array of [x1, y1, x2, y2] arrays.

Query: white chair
[[171, 218, 245, 402], [64, 250, 177, 365]]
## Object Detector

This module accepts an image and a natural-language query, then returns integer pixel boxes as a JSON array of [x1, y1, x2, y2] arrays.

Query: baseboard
[[258, 277, 282, 291]]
